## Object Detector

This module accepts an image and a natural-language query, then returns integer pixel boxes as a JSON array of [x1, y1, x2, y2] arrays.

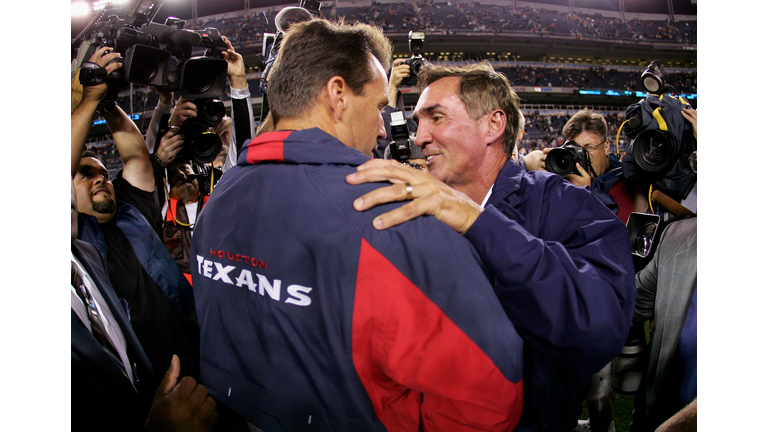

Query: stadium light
[[93, 0, 131, 12], [72, 1, 91, 17]]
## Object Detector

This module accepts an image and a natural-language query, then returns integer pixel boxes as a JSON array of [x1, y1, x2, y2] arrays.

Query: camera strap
[[652, 107, 668, 133], [78, 61, 107, 86]]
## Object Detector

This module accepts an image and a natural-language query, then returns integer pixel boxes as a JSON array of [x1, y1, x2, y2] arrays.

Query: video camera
[[402, 31, 427, 87], [72, 0, 228, 105], [385, 111, 423, 170], [545, 141, 595, 178], [621, 60, 696, 201]]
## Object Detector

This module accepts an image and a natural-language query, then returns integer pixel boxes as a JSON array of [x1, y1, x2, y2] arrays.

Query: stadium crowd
[[189, 1, 696, 44], [71, 8, 697, 432]]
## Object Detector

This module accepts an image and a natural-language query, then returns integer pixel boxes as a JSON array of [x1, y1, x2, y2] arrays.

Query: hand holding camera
[[156, 127, 185, 168], [169, 98, 198, 127], [543, 141, 596, 181]]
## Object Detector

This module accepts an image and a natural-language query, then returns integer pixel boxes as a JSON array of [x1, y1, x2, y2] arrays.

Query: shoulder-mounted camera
[[72, 0, 229, 105], [621, 60, 696, 202]]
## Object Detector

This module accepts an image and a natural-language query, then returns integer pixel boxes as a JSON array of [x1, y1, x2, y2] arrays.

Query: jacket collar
[[238, 128, 371, 167], [487, 158, 525, 208], [485, 159, 529, 225]]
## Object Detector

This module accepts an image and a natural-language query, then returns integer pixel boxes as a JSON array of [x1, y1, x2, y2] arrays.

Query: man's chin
[[92, 198, 116, 215]]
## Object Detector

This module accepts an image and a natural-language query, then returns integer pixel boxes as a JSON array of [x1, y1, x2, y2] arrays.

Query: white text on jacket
[[196, 255, 313, 306]]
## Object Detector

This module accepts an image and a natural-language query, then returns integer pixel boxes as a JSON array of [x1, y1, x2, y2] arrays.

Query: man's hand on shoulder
[[346, 159, 482, 235]]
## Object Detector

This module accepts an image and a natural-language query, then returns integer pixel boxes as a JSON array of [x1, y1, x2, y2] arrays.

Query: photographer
[[72, 179, 218, 432], [149, 35, 255, 281], [537, 109, 638, 224], [72, 47, 200, 383]]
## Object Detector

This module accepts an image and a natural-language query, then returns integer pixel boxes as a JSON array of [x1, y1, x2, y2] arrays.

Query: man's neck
[[453, 152, 509, 205], [89, 211, 116, 224], [171, 191, 200, 205], [275, 111, 340, 143]]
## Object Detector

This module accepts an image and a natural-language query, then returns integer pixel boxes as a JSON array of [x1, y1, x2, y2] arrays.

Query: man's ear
[[324, 76, 348, 121], [485, 109, 507, 145]]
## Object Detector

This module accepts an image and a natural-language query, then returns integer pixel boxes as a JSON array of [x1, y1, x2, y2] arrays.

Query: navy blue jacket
[[465, 159, 636, 431], [191, 128, 525, 431]]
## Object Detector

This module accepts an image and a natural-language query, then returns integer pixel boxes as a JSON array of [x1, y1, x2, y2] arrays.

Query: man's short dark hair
[[562, 109, 608, 143], [267, 18, 393, 124], [417, 62, 521, 158], [81, 150, 103, 162]]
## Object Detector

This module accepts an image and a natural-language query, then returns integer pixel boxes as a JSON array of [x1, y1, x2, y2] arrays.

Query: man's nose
[[378, 114, 387, 140], [414, 123, 431, 149]]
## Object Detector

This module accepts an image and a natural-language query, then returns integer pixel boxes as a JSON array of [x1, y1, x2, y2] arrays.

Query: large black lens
[[180, 57, 228, 99], [190, 132, 222, 164], [633, 129, 679, 175], [183, 63, 215, 94], [545, 147, 576, 177], [189, 99, 224, 128], [124, 45, 170, 87]]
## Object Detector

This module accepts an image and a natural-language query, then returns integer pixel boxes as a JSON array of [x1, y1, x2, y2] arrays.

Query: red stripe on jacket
[[245, 130, 291, 164], [352, 238, 523, 431]]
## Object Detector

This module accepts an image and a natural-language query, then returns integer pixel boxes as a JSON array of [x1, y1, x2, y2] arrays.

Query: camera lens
[[633, 222, 657, 257], [633, 129, 679, 175], [183, 63, 216, 94], [190, 132, 223, 164], [545, 147, 576, 177], [411, 58, 424, 75], [199, 100, 225, 127], [130, 62, 157, 84]]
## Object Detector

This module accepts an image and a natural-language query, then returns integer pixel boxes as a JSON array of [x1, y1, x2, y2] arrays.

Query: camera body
[[402, 31, 426, 87], [187, 164, 223, 197], [621, 61, 696, 201], [175, 98, 226, 164], [545, 141, 593, 178], [72, 0, 228, 103], [385, 111, 423, 170]]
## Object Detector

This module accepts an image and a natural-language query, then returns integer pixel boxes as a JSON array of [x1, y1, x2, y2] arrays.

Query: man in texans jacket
[[191, 19, 525, 431]]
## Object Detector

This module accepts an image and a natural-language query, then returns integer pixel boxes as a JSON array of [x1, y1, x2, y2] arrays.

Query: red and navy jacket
[[190, 128, 525, 431]]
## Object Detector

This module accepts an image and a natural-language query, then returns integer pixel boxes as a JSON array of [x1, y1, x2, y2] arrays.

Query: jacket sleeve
[[464, 181, 636, 373], [224, 86, 255, 172], [352, 238, 524, 432]]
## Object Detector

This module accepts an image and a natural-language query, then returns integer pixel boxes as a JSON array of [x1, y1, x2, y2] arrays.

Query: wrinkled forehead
[[414, 77, 464, 118]]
